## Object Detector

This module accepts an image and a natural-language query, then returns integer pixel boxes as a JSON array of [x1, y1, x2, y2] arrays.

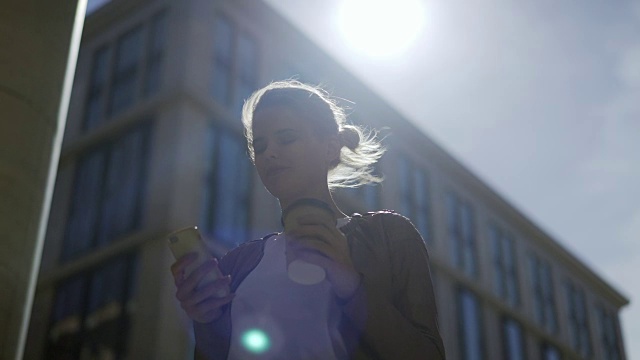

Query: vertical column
[[0, 1, 86, 359]]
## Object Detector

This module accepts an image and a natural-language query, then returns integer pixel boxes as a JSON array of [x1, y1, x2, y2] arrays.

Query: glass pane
[[214, 16, 232, 60], [97, 126, 149, 247], [414, 168, 429, 240], [212, 63, 231, 105], [144, 12, 167, 96], [49, 276, 86, 359], [542, 344, 562, 360], [503, 318, 525, 360], [84, 46, 111, 130], [212, 16, 233, 105], [109, 27, 143, 116], [201, 126, 218, 236], [490, 227, 503, 298], [460, 289, 483, 360], [214, 132, 250, 247], [397, 156, 412, 217], [63, 150, 107, 260]]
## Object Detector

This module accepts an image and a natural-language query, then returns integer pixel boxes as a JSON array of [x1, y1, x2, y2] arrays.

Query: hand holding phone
[[168, 226, 229, 297]]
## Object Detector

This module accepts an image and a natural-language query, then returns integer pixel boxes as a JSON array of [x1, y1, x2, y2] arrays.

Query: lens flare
[[241, 328, 271, 354]]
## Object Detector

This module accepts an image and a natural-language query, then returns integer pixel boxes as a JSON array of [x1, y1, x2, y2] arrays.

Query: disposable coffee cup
[[282, 199, 336, 285]]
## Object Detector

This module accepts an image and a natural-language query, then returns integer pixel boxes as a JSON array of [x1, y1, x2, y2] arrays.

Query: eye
[[253, 139, 267, 154], [278, 131, 297, 145]]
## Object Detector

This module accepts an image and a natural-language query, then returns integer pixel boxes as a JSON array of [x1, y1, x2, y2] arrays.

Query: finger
[[287, 225, 336, 246], [189, 293, 236, 320], [294, 216, 335, 230], [176, 260, 218, 301], [182, 276, 232, 307], [170, 252, 199, 277]]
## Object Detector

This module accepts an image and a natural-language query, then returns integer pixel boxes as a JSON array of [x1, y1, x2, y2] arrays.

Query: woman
[[171, 80, 445, 359]]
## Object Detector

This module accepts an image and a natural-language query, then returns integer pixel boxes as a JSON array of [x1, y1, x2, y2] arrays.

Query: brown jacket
[[194, 211, 446, 359]]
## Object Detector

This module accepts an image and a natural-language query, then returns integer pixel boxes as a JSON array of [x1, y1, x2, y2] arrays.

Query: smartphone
[[167, 226, 229, 297]]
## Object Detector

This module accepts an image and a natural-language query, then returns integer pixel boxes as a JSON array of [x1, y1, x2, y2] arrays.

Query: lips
[[266, 166, 290, 177]]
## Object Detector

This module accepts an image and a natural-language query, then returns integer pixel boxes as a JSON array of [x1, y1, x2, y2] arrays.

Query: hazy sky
[[264, 0, 640, 356]]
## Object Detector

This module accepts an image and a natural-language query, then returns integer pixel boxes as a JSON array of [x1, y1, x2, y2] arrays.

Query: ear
[[326, 134, 341, 168]]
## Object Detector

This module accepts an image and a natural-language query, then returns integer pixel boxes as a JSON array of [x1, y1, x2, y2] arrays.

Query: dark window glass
[[458, 287, 484, 360], [528, 254, 558, 334], [47, 255, 138, 359], [96, 127, 150, 246], [234, 33, 257, 115], [212, 16, 233, 106], [447, 192, 478, 277], [398, 156, 430, 243], [541, 343, 562, 360], [566, 281, 592, 358], [84, 46, 111, 130], [502, 317, 525, 360], [490, 224, 520, 307], [63, 150, 108, 260], [143, 11, 167, 96], [201, 126, 252, 248], [62, 124, 151, 261], [597, 305, 622, 360], [540, 260, 557, 332], [108, 26, 143, 116]]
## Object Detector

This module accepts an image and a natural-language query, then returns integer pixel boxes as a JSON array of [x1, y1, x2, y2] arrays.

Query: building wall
[[26, 0, 628, 359]]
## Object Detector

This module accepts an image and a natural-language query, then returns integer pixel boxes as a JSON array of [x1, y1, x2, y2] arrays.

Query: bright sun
[[335, 0, 426, 59]]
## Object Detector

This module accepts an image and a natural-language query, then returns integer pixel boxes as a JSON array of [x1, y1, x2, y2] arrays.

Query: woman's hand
[[170, 253, 234, 323], [286, 215, 362, 300]]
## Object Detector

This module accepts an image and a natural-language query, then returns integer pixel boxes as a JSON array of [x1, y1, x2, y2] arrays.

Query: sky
[[263, 0, 640, 357]]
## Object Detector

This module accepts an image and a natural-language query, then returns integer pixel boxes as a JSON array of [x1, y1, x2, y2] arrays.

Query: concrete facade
[[25, 0, 628, 359]]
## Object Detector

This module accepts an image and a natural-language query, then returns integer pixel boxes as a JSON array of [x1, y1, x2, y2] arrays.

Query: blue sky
[[265, 0, 640, 357]]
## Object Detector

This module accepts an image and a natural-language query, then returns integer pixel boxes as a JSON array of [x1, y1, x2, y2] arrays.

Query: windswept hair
[[241, 80, 386, 189]]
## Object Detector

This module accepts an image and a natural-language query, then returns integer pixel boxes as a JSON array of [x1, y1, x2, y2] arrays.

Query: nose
[[262, 143, 278, 159]]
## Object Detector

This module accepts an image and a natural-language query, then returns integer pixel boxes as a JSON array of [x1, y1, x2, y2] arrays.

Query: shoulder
[[353, 210, 427, 250], [353, 210, 416, 232], [218, 234, 275, 274]]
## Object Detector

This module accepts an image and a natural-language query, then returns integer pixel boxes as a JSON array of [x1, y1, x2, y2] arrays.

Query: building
[[25, 0, 628, 359]]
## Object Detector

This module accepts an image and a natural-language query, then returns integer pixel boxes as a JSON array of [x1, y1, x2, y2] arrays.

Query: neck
[[278, 188, 346, 218]]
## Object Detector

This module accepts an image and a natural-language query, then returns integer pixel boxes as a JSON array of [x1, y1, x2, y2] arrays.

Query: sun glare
[[336, 0, 426, 59]]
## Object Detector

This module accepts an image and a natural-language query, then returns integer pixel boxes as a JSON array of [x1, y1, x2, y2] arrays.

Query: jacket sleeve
[[341, 213, 446, 359]]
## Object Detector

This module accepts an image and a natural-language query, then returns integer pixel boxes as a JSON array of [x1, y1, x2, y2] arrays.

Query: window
[[212, 15, 233, 106], [501, 317, 525, 360], [234, 33, 258, 115], [447, 192, 478, 277], [143, 11, 167, 97], [529, 254, 558, 333], [211, 15, 259, 115], [566, 281, 592, 358], [63, 124, 151, 261], [47, 254, 138, 359], [345, 182, 380, 212], [83, 46, 111, 131], [82, 12, 167, 131], [458, 287, 484, 360], [490, 224, 519, 307], [201, 126, 252, 248], [398, 156, 430, 243], [597, 305, 622, 360], [108, 26, 144, 116], [541, 343, 562, 360]]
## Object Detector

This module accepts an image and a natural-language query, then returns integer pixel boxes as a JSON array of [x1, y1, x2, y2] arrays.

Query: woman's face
[[251, 105, 338, 201]]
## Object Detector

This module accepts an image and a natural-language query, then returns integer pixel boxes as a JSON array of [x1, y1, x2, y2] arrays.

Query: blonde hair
[[241, 80, 386, 189]]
